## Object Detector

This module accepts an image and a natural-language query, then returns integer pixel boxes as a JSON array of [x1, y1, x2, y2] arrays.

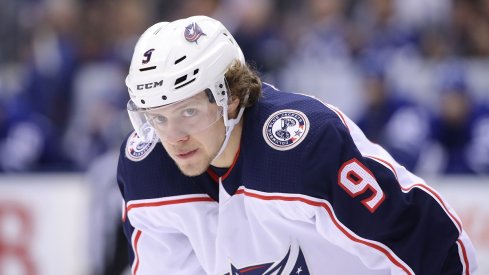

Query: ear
[[227, 96, 241, 118]]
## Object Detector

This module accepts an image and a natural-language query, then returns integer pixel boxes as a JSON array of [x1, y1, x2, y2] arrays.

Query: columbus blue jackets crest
[[125, 130, 159, 161], [184, 22, 206, 43], [263, 109, 309, 151]]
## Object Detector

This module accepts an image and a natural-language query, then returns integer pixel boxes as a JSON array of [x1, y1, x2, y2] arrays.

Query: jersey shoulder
[[256, 83, 349, 151], [117, 131, 206, 201], [260, 83, 344, 128], [240, 84, 352, 196]]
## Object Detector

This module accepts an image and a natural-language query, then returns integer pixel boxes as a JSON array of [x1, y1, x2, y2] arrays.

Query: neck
[[211, 119, 243, 168]]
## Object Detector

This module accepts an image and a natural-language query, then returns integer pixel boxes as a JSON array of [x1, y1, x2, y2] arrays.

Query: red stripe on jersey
[[402, 183, 463, 232], [235, 188, 413, 274], [132, 230, 142, 275], [365, 155, 470, 271], [366, 156, 399, 180], [128, 196, 214, 274], [326, 104, 350, 131], [122, 200, 127, 222], [222, 145, 241, 181], [207, 145, 241, 183], [457, 239, 470, 275], [206, 168, 219, 182], [366, 155, 463, 233], [127, 196, 215, 213], [240, 264, 269, 273]]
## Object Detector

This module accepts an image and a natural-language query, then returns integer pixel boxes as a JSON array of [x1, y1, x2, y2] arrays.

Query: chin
[[176, 161, 209, 177]]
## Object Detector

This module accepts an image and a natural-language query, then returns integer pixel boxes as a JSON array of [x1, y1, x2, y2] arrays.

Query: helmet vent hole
[[141, 99, 146, 104], [175, 78, 196, 89], [174, 56, 187, 64], [174, 75, 188, 86], [221, 91, 225, 95], [162, 95, 167, 100], [193, 69, 199, 75], [139, 66, 157, 72]]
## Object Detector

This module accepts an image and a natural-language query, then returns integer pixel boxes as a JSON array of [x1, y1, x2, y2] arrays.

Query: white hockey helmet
[[125, 16, 245, 142]]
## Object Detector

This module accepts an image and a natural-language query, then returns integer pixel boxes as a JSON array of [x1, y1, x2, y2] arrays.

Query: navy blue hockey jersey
[[117, 83, 477, 274]]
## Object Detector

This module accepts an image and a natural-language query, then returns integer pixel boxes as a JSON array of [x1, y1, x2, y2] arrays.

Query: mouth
[[175, 149, 198, 159]]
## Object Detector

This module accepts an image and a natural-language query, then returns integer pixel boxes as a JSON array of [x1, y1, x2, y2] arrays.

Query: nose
[[159, 121, 189, 144]]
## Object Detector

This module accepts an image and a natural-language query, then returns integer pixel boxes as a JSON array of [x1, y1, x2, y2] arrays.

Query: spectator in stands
[[355, 54, 429, 171], [451, 0, 489, 57], [278, 0, 363, 119], [232, 0, 288, 77], [0, 106, 72, 172], [350, 0, 421, 56], [422, 63, 489, 174]]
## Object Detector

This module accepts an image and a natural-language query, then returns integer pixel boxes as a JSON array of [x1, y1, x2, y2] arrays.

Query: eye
[[182, 107, 198, 117], [152, 114, 167, 124]]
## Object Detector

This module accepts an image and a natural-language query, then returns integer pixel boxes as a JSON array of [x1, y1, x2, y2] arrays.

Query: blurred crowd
[[1, 0, 489, 274], [1, 0, 489, 175]]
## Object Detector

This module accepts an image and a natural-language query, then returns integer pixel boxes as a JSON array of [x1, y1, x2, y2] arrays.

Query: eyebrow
[[148, 99, 202, 115]]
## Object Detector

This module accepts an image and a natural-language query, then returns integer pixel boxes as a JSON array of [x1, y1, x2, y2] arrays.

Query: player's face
[[150, 93, 226, 176], [162, 120, 225, 177]]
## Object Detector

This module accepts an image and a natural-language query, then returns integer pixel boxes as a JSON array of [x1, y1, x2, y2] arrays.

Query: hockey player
[[117, 16, 477, 274]]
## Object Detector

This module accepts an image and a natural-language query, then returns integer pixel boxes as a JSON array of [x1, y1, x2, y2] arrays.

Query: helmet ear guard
[[211, 77, 229, 107]]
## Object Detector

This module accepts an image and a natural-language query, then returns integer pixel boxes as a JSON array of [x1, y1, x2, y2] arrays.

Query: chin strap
[[212, 92, 249, 162]]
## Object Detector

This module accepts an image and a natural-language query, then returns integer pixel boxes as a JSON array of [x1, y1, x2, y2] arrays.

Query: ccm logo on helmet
[[137, 80, 163, 90]]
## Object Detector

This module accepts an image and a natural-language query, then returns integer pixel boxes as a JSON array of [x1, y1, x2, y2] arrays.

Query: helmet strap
[[212, 91, 249, 162]]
